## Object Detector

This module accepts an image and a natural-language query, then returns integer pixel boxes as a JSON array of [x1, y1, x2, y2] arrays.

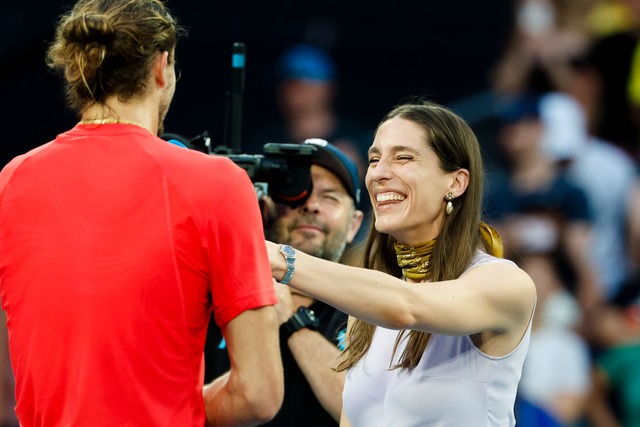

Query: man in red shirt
[[0, 1, 283, 426]]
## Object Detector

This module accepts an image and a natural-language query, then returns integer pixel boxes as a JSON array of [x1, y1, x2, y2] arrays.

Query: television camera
[[163, 42, 317, 207]]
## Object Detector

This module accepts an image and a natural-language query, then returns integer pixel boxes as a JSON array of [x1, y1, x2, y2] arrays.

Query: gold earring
[[445, 192, 455, 215]]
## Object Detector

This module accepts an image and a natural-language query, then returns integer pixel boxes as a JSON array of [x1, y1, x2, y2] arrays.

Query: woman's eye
[[397, 155, 413, 162]]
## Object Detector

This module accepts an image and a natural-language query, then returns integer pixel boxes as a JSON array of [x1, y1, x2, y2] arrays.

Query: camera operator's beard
[[268, 215, 348, 263]]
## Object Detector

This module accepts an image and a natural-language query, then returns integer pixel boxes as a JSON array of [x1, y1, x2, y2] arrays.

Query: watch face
[[281, 245, 296, 258]]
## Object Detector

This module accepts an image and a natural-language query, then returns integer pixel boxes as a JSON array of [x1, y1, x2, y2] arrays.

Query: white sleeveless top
[[342, 251, 532, 427]]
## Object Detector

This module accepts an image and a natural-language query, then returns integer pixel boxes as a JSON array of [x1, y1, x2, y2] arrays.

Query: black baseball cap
[[303, 138, 361, 208]]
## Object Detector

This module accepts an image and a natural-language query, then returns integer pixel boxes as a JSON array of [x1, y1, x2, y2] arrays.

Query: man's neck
[[81, 95, 159, 136]]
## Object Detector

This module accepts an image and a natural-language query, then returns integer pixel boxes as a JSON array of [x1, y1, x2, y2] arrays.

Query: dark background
[[1, 1, 514, 168]]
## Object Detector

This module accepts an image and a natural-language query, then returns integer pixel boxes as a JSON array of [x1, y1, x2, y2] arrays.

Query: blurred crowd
[[3, 0, 640, 425], [486, 0, 640, 425]]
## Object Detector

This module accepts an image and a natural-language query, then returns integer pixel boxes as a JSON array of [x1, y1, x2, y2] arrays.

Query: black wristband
[[280, 306, 320, 341]]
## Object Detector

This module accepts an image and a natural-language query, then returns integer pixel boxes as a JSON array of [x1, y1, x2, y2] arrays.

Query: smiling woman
[[366, 116, 469, 244], [266, 99, 537, 427]]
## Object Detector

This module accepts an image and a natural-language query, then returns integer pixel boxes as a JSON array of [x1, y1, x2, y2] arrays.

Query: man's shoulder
[[147, 144, 250, 194], [0, 142, 55, 195]]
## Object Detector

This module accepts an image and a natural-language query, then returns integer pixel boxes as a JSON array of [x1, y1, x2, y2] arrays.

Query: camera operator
[[0, 1, 284, 425], [205, 138, 364, 425]]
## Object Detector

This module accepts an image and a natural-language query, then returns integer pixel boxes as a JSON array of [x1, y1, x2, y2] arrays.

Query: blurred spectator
[[584, 296, 640, 426], [571, 0, 640, 160], [515, 254, 591, 427], [484, 94, 602, 314], [248, 43, 370, 176], [490, 0, 620, 144], [490, 0, 593, 99], [539, 91, 638, 302], [248, 43, 373, 254]]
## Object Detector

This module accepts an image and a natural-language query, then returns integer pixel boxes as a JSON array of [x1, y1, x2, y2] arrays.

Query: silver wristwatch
[[278, 244, 296, 285]]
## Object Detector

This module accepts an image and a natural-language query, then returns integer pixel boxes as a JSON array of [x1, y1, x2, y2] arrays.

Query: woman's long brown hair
[[336, 100, 499, 371]]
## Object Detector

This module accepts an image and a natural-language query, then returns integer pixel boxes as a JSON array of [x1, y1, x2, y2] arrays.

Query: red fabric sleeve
[[205, 163, 277, 326]]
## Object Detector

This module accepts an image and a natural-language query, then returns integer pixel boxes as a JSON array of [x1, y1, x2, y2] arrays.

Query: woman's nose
[[366, 157, 392, 183]]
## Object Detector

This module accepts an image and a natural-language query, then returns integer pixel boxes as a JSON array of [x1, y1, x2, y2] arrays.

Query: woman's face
[[365, 117, 460, 245]]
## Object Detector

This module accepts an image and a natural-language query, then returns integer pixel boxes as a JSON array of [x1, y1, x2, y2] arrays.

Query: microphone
[[224, 42, 246, 154], [231, 42, 246, 95]]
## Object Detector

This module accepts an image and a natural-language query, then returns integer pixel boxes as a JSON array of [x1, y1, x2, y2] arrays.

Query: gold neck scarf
[[394, 222, 503, 281], [394, 239, 436, 281], [479, 221, 504, 258]]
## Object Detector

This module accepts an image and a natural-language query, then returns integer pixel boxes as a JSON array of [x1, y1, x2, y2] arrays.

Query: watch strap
[[279, 244, 296, 285], [280, 306, 319, 341]]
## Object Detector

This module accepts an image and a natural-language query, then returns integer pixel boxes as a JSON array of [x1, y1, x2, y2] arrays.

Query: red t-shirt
[[0, 124, 276, 426]]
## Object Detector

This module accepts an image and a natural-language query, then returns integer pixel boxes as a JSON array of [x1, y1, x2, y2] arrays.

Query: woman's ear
[[449, 168, 470, 197]]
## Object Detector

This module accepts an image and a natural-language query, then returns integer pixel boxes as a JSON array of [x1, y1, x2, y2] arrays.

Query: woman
[[267, 100, 537, 426]]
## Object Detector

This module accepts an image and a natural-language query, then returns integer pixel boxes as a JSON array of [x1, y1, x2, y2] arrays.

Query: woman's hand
[[265, 240, 285, 281]]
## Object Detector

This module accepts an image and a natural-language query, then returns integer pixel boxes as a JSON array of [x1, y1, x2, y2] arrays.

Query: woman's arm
[[267, 241, 536, 338]]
